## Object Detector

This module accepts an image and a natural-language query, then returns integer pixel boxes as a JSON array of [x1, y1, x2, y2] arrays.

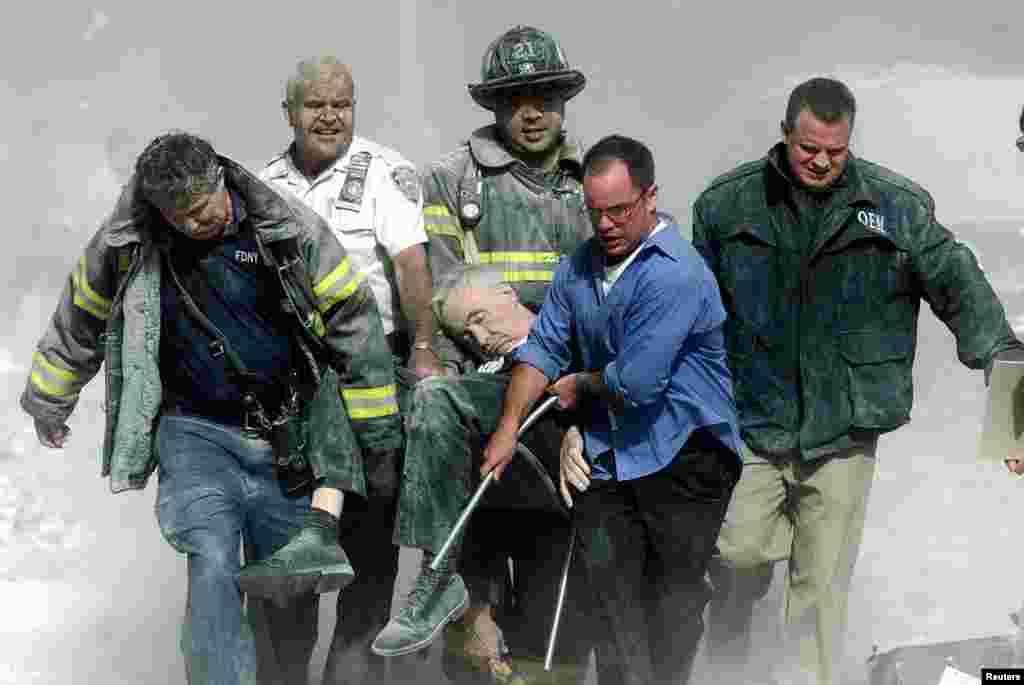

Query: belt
[[161, 384, 296, 431], [161, 400, 245, 427]]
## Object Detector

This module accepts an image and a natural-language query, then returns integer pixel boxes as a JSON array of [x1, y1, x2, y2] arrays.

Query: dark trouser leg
[[249, 594, 320, 685], [457, 510, 510, 609], [441, 509, 519, 685], [508, 417, 594, 684], [503, 512, 592, 685], [641, 439, 739, 685], [323, 496, 419, 685], [575, 437, 739, 685], [574, 481, 652, 685]]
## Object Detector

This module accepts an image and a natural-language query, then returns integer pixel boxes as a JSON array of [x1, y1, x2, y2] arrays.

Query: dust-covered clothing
[[421, 125, 591, 370], [394, 370, 592, 680], [22, 157, 402, 494], [692, 143, 1019, 461], [20, 156, 402, 685], [694, 143, 1022, 685]]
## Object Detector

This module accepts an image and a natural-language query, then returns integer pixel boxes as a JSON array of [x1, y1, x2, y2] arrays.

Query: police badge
[[391, 166, 421, 204], [338, 151, 371, 205]]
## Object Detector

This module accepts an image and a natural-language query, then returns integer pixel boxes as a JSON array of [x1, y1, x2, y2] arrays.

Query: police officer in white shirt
[[254, 55, 438, 685]]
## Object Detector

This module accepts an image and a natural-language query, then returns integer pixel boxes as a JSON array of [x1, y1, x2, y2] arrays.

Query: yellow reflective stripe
[[341, 384, 397, 401], [424, 223, 463, 239], [73, 293, 109, 320], [72, 257, 111, 320], [347, 404, 399, 419], [313, 257, 352, 297], [313, 258, 364, 312], [340, 384, 399, 419], [33, 352, 78, 382], [424, 205, 454, 218], [502, 271, 554, 282], [423, 204, 463, 242], [30, 352, 81, 398], [478, 251, 561, 265], [30, 371, 77, 398]]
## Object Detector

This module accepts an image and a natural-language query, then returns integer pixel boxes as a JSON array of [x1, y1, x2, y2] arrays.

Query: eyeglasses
[[587, 187, 649, 225]]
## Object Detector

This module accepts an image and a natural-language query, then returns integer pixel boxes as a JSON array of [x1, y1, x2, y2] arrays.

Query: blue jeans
[[155, 414, 311, 685]]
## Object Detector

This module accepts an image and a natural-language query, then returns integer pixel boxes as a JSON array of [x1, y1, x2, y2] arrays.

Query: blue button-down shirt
[[513, 214, 742, 481]]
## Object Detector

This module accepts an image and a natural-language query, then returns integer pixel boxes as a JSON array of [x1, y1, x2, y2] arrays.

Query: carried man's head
[[583, 135, 658, 265], [433, 265, 536, 361], [283, 56, 356, 178], [135, 132, 231, 242], [780, 77, 856, 192], [469, 26, 585, 163]]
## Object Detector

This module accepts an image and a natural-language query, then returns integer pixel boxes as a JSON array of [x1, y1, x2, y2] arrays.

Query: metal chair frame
[[429, 395, 577, 672]]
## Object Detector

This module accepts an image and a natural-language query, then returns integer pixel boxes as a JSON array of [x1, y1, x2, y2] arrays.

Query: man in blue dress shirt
[[482, 134, 744, 685]]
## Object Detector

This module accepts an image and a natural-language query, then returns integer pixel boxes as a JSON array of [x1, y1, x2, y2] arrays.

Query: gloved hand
[[559, 425, 589, 508], [34, 418, 71, 448]]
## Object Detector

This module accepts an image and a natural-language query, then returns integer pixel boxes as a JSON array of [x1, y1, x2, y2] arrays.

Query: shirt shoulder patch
[[392, 166, 421, 204]]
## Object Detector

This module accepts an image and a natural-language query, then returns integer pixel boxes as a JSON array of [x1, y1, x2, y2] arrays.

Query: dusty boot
[[238, 509, 354, 606], [372, 552, 469, 657]]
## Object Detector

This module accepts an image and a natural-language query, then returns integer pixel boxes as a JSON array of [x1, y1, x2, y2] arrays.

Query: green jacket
[[421, 126, 593, 371], [422, 126, 592, 305], [693, 144, 1020, 460], [21, 157, 402, 493]]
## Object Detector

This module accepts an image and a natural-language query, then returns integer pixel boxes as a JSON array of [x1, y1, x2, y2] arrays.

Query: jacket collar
[[590, 212, 684, 272], [764, 142, 880, 209], [105, 155, 305, 248], [263, 137, 367, 184], [467, 124, 584, 177]]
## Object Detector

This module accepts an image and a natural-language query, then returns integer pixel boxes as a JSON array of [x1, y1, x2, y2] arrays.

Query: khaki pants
[[706, 441, 876, 685]]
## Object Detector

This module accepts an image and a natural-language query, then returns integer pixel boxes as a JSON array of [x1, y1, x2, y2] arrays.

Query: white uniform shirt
[[260, 136, 427, 335]]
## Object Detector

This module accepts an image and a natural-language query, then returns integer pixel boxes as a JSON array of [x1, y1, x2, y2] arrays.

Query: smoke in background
[[3, 3, 1024, 683]]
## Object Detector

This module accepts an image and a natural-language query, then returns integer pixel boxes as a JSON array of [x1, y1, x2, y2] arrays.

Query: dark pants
[[446, 407, 593, 684], [321, 496, 422, 684], [574, 431, 740, 685]]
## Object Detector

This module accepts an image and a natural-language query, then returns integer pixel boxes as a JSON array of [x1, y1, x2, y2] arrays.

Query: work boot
[[372, 558, 469, 657], [238, 509, 353, 607]]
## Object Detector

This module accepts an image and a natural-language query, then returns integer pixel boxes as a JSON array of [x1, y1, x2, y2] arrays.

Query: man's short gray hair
[[432, 264, 512, 336], [284, 56, 354, 111], [134, 131, 222, 210]]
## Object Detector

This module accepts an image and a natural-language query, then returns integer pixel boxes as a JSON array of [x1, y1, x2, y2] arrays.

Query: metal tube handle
[[430, 394, 561, 571], [544, 523, 576, 671]]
